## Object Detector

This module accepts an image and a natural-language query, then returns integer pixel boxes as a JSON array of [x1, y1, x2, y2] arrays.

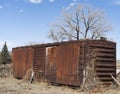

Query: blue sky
[[0, 0, 120, 59]]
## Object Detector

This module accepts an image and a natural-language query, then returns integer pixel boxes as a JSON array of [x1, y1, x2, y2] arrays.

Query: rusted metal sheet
[[12, 46, 34, 79], [45, 46, 57, 82], [12, 45, 46, 80], [33, 45, 46, 81], [45, 42, 83, 86], [88, 40, 116, 85], [56, 42, 82, 86]]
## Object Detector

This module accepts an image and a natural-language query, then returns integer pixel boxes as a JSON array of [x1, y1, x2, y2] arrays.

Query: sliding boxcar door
[[45, 46, 57, 83]]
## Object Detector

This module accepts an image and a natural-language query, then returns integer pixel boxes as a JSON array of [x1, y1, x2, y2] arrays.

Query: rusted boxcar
[[45, 40, 116, 86], [12, 39, 116, 86]]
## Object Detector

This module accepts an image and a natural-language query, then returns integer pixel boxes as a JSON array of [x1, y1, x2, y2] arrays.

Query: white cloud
[[49, 0, 55, 2], [27, 0, 42, 4], [0, 6, 3, 9], [25, 0, 56, 4], [73, 0, 77, 2], [65, 3, 76, 10], [0, 4, 10, 9]]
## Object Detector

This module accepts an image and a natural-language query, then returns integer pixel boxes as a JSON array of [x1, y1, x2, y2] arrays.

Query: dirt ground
[[0, 77, 120, 94]]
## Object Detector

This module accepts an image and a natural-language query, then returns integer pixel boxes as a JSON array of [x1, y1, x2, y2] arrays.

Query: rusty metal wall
[[45, 40, 116, 86], [33, 45, 46, 81], [12, 46, 34, 79], [45, 41, 83, 86], [12, 45, 46, 80], [88, 40, 116, 85], [45, 46, 58, 83], [56, 42, 82, 86]]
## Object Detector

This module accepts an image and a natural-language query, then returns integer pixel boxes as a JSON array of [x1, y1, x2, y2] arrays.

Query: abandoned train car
[[12, 39, 116, 86]]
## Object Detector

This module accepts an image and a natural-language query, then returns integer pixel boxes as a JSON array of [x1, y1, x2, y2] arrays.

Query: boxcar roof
[[12, 39, 116, 50]]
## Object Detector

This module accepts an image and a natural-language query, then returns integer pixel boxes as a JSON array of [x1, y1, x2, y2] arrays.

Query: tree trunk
[[77, 31, 79, 40]]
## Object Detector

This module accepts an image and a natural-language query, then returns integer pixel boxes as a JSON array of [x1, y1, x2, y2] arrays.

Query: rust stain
[[12, 46, 34, 79], [45, 46, 57, 82], [33, 46, 46, 81]]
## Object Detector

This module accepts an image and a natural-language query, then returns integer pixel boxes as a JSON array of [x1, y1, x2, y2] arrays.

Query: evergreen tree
[[0, 42, 11, 64]]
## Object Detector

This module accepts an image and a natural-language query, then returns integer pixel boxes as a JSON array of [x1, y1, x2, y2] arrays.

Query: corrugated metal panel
[[12, 45, 46, 81], [45, 46, 57, 82], [12, 47, 34, 78], [33, 46, 46, 81], [45, 41, 83, 86], [88, 40, 116, 85], [56, 42, 82, 86], [26, 47, 34, 72]]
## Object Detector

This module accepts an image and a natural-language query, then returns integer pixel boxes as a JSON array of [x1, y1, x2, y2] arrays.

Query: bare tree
[[49, 4, 111, 42]]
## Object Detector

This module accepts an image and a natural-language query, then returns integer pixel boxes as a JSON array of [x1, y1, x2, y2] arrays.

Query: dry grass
[[0, 77, 120, 94], [0, 64, 119, 94], [0, 64, 12, 78], [0, 77, 80, 94]]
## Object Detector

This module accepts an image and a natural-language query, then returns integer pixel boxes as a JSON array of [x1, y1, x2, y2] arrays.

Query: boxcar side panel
[[26, 47, 34, 73], [12, 48, 26, 78], [12, 47, 34, 79], [56, 42, 82, 86], [45, 46, 57, 82], [33, 46, 46, 81]]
